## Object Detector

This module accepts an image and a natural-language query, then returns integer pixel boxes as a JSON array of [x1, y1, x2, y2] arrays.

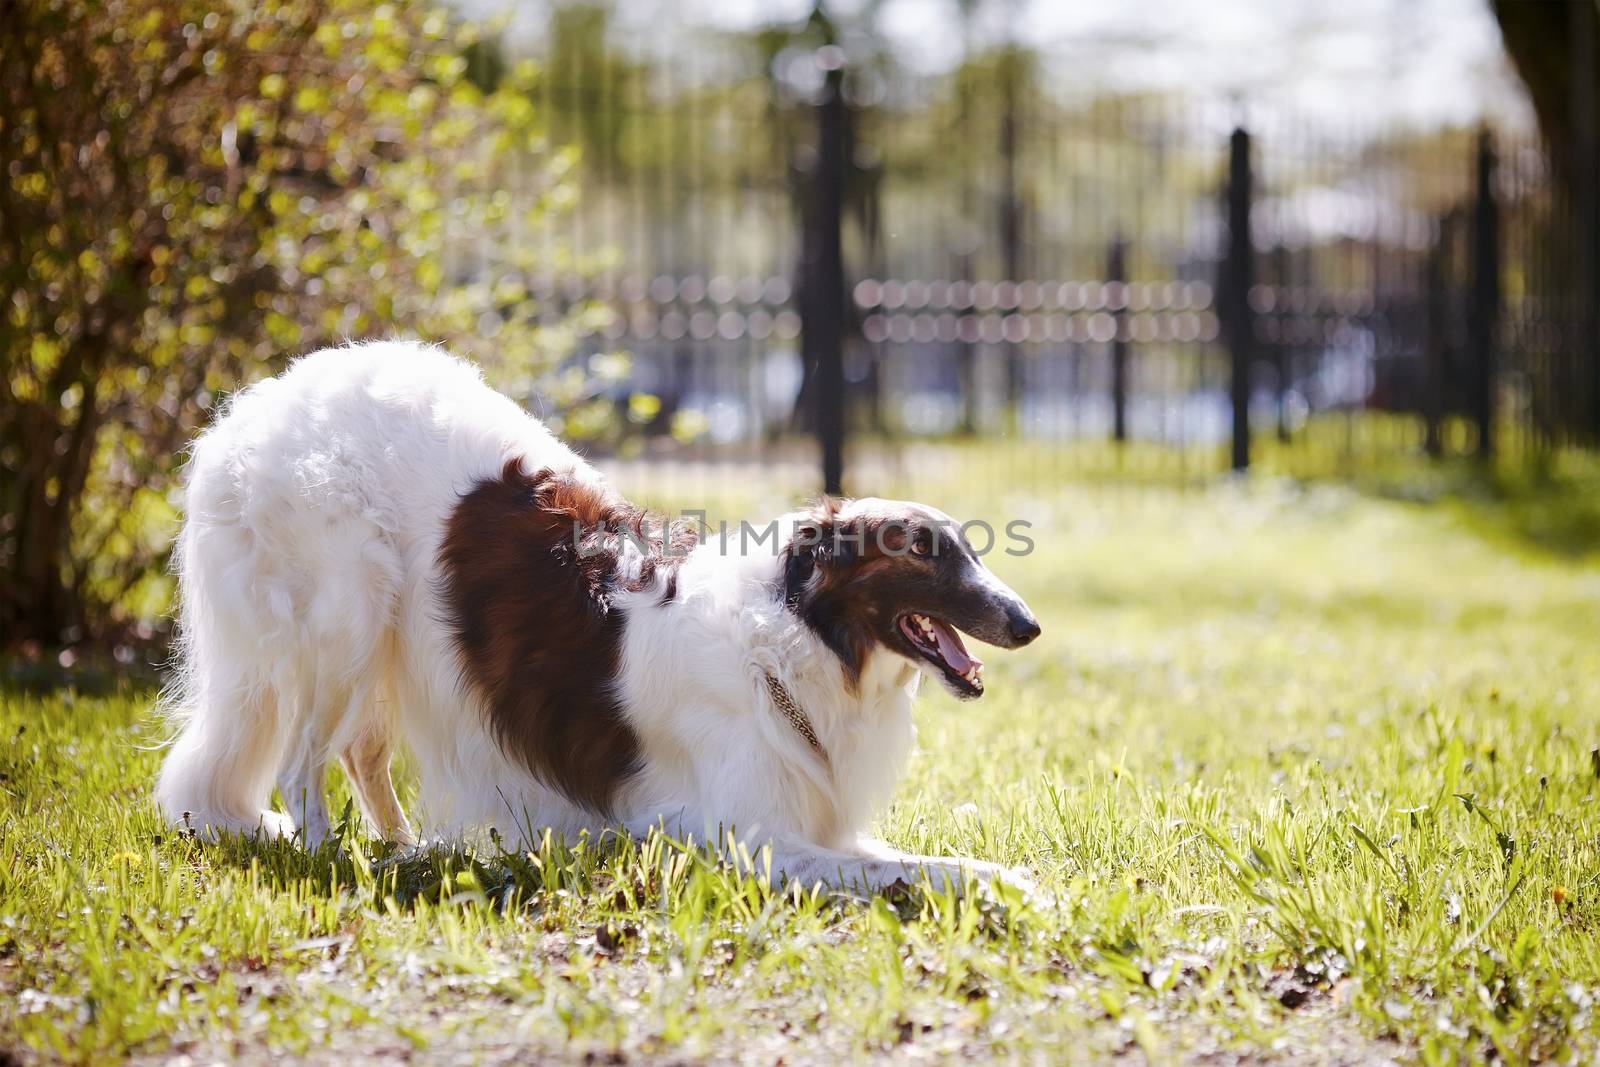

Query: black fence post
[[1271, 243, 1291, 442], [1572, 0, 1599, 443], [1423, 212, 1452, 459], [1108, 236, 1129, 444], [999, 64, 1024, 421], [1224, 127, 1254, 472], [1469, 128, 1500, 462], [804, 64, 848, 495]]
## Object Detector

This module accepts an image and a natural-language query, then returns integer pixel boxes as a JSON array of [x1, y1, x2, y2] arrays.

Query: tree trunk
[[3, 358, 104, 647]]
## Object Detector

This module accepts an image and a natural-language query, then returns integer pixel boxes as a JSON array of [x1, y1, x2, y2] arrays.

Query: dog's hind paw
[[256, 811, 297, 840]]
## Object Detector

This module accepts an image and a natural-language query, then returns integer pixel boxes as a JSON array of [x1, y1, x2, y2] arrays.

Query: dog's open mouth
[[897, 613, 984, 695]]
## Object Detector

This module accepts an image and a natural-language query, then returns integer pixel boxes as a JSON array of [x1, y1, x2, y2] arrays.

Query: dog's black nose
[[1008, 613, 1041, 646]]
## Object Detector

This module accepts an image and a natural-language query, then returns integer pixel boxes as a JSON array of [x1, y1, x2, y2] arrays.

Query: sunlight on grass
[[3, 478, 1598, 1062]]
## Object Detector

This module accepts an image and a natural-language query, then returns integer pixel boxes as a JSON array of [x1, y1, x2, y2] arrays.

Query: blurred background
[[3, 0, 1598, 661]]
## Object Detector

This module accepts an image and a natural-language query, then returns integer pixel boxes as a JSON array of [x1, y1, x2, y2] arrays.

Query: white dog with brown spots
[[156, 342, 1041, 892]]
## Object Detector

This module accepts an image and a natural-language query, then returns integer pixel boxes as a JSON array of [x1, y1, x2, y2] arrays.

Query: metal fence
[[472, 14, 1600, 498]]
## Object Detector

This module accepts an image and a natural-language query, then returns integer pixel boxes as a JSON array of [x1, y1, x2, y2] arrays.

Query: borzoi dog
[[155, 342, 1041, 890]]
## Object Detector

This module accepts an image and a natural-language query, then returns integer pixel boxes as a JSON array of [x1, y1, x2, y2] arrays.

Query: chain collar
[[764, 673, 828, 767]]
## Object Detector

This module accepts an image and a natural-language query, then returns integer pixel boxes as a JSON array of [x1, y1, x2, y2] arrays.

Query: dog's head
[[779, 497, 1040, 699]]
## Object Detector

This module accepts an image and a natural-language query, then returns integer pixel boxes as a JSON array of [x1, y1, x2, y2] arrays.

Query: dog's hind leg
[[340, 718, 414, 846], [157, 671, 294, 841], [157, 482, 298, 839], [276, 677, 336, 849], [277, 760, 329, 847], [276, 524, 404, 849], [278, 668, 390, 849]]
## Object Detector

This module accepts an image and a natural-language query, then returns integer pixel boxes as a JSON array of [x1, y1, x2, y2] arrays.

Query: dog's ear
[[782, 541, 815, 607], [783, 519, 827, 607], [783, 500, 845, 607], [811, 496, 851, 561]]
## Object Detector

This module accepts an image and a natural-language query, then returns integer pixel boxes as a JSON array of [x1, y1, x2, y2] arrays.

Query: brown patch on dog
[[438, 458, 697, 814]]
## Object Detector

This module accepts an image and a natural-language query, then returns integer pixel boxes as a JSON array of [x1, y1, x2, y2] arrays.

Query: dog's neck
[[770, 626, 921, 848], [635, 534, 921, 845]]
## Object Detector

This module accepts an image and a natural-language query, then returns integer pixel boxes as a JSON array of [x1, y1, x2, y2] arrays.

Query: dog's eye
[[910, 530, 933, 557]]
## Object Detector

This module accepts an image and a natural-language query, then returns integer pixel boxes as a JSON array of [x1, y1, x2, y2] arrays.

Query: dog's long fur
[[156, 341, 1038, 890]]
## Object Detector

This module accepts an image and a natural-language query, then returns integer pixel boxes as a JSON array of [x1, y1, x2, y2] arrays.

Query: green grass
[[4, 475, 1600, 1064]]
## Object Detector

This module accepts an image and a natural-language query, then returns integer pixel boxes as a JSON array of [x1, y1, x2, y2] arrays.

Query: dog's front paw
[[996, 863, 1038, 896], [967, 860, 1038, 898], [913, 858, 1036, 898]]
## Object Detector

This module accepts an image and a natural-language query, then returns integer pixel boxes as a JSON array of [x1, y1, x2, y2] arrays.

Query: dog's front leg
[[620, 809, 1031, 894], [759, 835, 969, 892], [624, 812, 903, 891], [852, 837, 1035, 894], [623, 812, 988, 893], [750, 835, 1034, 895]]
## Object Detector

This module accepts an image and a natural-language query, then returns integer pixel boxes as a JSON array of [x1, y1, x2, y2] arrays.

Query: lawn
[[3, 466, 1599, 1064]]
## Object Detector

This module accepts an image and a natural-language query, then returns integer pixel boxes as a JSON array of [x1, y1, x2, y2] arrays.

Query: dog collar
[[764, 673, 828, 767]]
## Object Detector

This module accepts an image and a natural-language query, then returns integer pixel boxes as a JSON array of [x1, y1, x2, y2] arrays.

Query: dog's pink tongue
[[929, 619, 980, 673]]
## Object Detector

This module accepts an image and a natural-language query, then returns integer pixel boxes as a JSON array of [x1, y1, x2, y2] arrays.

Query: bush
[[0, 0, 608, 648]]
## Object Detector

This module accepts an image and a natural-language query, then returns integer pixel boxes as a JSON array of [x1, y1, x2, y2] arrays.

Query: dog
[[155, 341, 1041, 890]]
